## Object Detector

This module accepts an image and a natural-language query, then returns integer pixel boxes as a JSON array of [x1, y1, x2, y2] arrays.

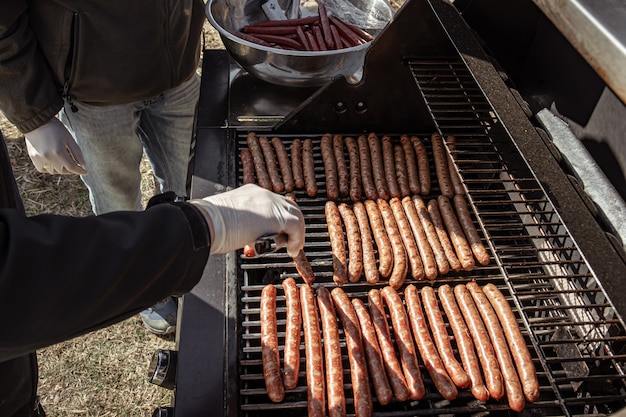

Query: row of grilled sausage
[[241, 132, 463, 201], [325, 194, 491, 287], [260, 280, 540, 416]]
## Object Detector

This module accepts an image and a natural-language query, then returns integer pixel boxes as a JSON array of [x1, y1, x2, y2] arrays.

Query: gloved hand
[[190, 184, 305, 256], [25, 118, 88, 175]]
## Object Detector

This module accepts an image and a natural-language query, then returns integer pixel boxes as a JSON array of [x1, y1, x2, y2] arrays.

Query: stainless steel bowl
[[205, 0, 394, 87]]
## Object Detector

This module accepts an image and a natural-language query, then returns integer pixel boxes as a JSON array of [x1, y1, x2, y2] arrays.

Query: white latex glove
[[25, 118, 88, 175], [190, 184, 305, 256]]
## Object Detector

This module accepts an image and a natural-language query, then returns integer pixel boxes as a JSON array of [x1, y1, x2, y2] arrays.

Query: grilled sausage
[[345, 136, 362, 202], [333, 134, 350, 198], [483, 283, 539, 403], [352, 298, 393, 406], [411, 136, 431, 195], [316, 287, 346, 417], [246, 132, 272, 190], [437, 195, 475, 271], [445, 135, 465, 196], [467, 282, 525, 412], [367, 289, 410, 402], [326, 201, 348, 286], [259, 135, 285, 193], [282, 278, 301, 390], [303, 138, 318, 197], [382, 135, 400, 198], [404, 285, 458, 401], [420, 286, 469, 388], [431, 132, 453, 198], [364, 200, 393, 278], [301, 284, 326, 416], [240, 148, 255, 185], [438, 284, 489, 401], [331, 288, 373, 417], [394, 143, 411, 197], [284, 193, 315, 285], [413, 196, 450, 276], [402, 197, 438, 280], [389, 197, 424, 281], [272, 136, 294, 192], [377, 198, 408, 289], [291, 138, 305, 189], [453, 195, 491, 266], [381, 286, 426, 400], [321, 133, 339, 200], [401, 135, 420, 195], [338, 203, 363, 283], [454, 284, 504, 400], [260, 284, 285, 402], [427, 199, 462, 272], [368, 133, 389, 200], [353, 201, 379, 284], [358, 135, 377, 200]]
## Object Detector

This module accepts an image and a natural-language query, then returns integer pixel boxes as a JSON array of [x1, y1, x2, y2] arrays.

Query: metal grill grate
[[233, 58, 626, 416]]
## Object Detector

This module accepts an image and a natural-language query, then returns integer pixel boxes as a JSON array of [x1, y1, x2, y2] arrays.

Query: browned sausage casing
[[316, 287, 346, 417], [271, 136, 294, 192], [367, 289, 410, 401], [420, 286, 469, 388], [338, 203, 363, 283], [259, 135, 285, 193], [291, 138, 305, 189], [404, 285, 458, 401], [453, 195, 491, 266], [389, 197, 424, 281], [353, 201, 379, 284], [394, 143, 411, 197], [378, 199, 408, 289], [358, 135, 378, 200], [368, 133, 389, 200], [401, 197, 438, 280], [483, 283, 539, 403], [411, 136, 431, 195], [260, 284, 285, 402], [467, 282, 525, 412], [325, 201, 348, 286], [413, 196, 450, 275], [246, 132, 272, 190], [333, 134, 350, 198], [240, 148, 255, 185], [301, 284, 326, 416], [364, 200, 393, 278], [431, 132, 453, 198], [427, 199, 462, 272], [331, 288, 373, 417], [321, 134, 339, 200], [281, 278, 301, 390], [382, 135, 400, 198], [303, 138, 318, 197], [454, 284, 504, 400], [381, 286, 426, 400], [400, 135, 420, 195], [344, 136, 362, 202], [352, 298, 393, 406], [437, 195, 475, 271], [445, 136, 465, 196], [438, 284, 489, 401], [284, 194, 315, 285]]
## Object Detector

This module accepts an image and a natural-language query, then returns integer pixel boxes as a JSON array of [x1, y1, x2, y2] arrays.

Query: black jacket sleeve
[[0, 202, 210, 362]]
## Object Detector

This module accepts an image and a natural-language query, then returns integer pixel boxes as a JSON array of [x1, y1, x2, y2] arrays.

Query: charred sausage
[[411, 136, 431, 195], [321, 134, 339, 200], [382, 135, 400, 198], [394, 143, 411, 197], [368, 133, 389, 200], [240, 148, 255, 185], [271, 136, 294, 192], [345, 136, 362, 202], [259, 135, 285, 193], [333, 134, 350, 198], [453, 195, 491, 266], [291, 138, 305, 189], [246, 132, 272, 190], [400, 135, 420, 195], [431, 132, 453, 198], [260, 284, 285, 402], [437, 195, 475, 271], [303, 138, 318, 197], [445, 135, 465, 196], [358, 135, 377, 200]]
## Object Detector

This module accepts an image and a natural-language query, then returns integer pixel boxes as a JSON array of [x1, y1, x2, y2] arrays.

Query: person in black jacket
[[0, 132, 305, 417]]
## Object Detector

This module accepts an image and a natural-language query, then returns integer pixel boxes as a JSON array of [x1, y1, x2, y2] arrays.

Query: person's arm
[[0, 201, 210, 361]]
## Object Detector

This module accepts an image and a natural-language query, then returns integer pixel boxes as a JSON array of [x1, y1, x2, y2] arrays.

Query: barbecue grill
[[149, 0, 626, 415]]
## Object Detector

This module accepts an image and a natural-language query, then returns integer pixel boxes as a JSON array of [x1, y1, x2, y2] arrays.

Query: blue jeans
[[60, 75, 200, 214]]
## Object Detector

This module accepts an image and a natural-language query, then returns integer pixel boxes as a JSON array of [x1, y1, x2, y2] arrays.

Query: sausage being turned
[[260, 284, 285, 402], [301, 284, 326, 417], [331, 288, 373, 417], [317, 287, 346, 417]]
